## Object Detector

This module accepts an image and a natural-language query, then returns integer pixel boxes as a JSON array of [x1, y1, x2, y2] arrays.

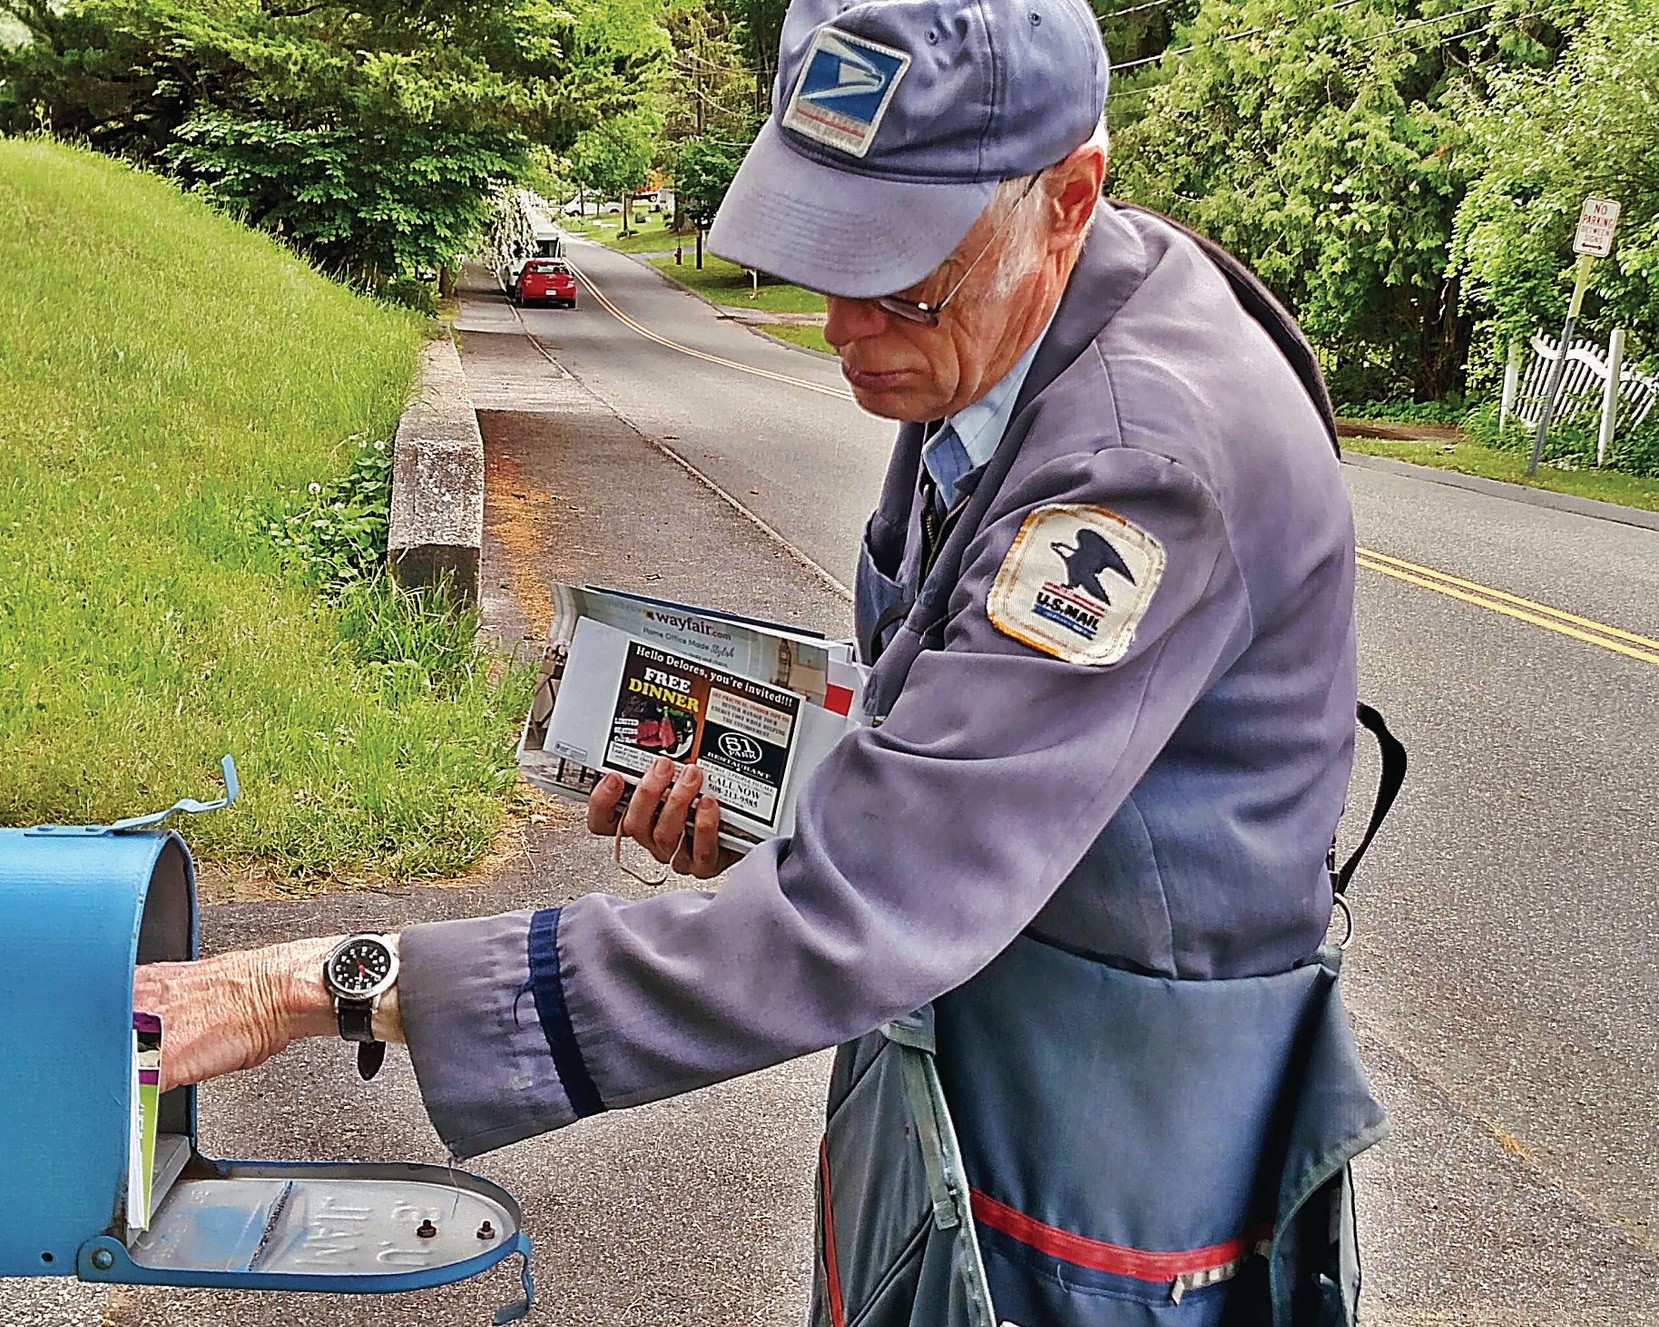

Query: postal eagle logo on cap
[[781, 28, 912, 159], [988, 505, 1166, 666]]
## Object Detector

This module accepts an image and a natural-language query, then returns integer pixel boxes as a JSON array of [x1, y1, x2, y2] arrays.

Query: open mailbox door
[[0, 762, 534, 1323]]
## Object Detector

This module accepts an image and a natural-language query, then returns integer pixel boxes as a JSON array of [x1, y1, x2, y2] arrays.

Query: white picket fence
[[1501, 328, 1659, 464]]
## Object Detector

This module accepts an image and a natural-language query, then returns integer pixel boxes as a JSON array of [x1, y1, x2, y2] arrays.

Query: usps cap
[[708, 0, 1109, 299]]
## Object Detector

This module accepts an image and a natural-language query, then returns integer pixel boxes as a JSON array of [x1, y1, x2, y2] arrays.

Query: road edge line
[[1341, 451, 1659, 533], [505, 295, 854, 603], [568, 235, 843, 370], [635, 431, 855, 603]]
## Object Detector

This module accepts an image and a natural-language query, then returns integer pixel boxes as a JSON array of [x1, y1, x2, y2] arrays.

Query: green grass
[[0, 138, 533, 880], [647, 254, 829, 315], [563, 213, 685, 254], [570, 212, 832, 341], [760, 323, 835, 356], [1342, 434, 1659, 513], [598, 216, 692, 255]]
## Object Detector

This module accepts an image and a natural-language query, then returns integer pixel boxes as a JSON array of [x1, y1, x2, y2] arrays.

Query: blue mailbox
[[0, 761, 533, 1323]]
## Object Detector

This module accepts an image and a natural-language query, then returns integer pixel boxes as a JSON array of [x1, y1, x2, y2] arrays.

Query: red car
[[514, 259, 578, 308]]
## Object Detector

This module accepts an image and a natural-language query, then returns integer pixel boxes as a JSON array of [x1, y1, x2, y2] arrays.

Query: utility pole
[[694, 22, 706, 139], [694, 23, 706, 270]]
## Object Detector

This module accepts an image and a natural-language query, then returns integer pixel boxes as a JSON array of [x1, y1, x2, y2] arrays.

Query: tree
[[1094, 0, 1200, 72], [722, 0, 786, 113], [521, 144, 579, 208], [0, 0, 668, 281], [658, 0, 754, 211], [562, 0, 674, 134], [652, 0, 758, 244], [1112, 0, 1545, 402], [1449, 0, 1659, 382], [569, 106, 662, 232], [171, 115, 523, 284], [675, 132, 747, 266], [677, 135, 744, 228], [661, 0, 752, 140]]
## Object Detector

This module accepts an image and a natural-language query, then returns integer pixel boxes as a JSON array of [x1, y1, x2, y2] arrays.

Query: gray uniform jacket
[[398, 201, 1358, 1161]]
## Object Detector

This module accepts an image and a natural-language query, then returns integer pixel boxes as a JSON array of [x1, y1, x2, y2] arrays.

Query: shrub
[[1461, 400, 1659, 476], [244, 436, 395, 593], [1604, 423, 1659, 478], [1337, 397, 1467, 425], [381, 276, 438, 316]]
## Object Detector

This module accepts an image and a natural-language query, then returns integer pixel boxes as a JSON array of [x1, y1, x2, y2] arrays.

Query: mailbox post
[[0, 762, 534, 1323]]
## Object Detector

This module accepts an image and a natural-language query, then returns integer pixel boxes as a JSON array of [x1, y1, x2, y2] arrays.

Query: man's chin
[[845, 377, 938, 423]]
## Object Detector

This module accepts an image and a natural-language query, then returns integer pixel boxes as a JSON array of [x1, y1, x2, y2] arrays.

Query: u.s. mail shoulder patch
[[986, 505, 1166, 666], [780, 27, 911, 159]]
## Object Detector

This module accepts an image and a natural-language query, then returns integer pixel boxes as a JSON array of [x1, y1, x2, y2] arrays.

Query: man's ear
[[1045, 142, 1108, 250]]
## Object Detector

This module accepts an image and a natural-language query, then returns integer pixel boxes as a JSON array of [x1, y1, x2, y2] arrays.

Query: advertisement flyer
[[602, 641, 802, 832], [521, 596, 868, 852]]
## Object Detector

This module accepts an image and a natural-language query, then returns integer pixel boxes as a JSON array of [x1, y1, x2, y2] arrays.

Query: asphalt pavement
[[6, 247, 1654, 1326]]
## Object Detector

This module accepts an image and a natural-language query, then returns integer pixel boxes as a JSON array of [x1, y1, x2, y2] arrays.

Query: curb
[[387, 335, 485, 599], [1339, 450, 1659, 533]]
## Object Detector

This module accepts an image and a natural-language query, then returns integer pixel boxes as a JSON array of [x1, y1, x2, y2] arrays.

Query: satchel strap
[[1109, 201, 1340, 456], [1331, 704, 1408, 898]]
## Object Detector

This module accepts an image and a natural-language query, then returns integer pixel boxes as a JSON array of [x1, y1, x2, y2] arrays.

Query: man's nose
[[823, 296, 889, 349]]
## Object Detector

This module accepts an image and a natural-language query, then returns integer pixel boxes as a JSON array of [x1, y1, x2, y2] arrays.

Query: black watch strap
[[337, 1002, 385, 1080], [357, 1040, 386, 1080], [337, 998, 375, 1043]]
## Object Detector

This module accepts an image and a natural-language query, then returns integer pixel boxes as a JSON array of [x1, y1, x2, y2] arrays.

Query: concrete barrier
[[388, 335, 483, 600]]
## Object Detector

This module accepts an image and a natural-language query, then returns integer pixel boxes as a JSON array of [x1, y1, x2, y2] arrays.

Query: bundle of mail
[[519, 585, 869, 853]]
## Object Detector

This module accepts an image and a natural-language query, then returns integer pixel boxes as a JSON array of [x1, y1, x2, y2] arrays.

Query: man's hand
[[587, 757, 738, 880], [132, 935, 403, 1093]]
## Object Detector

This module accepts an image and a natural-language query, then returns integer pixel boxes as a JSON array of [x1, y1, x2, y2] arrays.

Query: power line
[[1098, 0, 1189, 23], [669, 47, 747, 74], [1107, 6, 1531, 96], [1412, 11, 1537, 44], [1112, 32, 1231, 70], [1110, 0, 1368, 71], [1110, 0, 1510, 71], [1356, 0, 1503, 40], [673, 81, 750, 113]]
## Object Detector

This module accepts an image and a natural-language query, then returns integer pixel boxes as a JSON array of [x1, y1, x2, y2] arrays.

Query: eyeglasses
[[871, 176, 1041, 327]]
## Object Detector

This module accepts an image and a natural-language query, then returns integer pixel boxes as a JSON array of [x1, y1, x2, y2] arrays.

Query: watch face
[[325, 935, 396, 999]]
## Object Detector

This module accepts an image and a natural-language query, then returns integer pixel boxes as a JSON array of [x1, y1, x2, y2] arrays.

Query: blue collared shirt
[[922, 321, 1053, 502], [902, 320, 1054, 585]]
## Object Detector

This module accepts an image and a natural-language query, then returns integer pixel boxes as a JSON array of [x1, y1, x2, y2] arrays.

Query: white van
[[505, 217, 565, 291], [485, 190, 567, 292]]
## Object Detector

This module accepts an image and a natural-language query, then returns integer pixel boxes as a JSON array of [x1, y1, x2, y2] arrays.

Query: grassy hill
[[0, 138, 529, 881]]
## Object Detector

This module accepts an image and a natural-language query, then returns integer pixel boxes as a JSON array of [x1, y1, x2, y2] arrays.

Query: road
[[5, 241, 1654, 1327]]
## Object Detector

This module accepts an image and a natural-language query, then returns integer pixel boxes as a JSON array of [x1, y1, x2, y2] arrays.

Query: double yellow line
[[1356, 547, 1659, 667], [565, 249, 1656, 670]]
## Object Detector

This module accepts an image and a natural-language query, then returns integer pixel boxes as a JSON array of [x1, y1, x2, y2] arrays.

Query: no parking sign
[[1573, 197, 1621, 257], [1528, 196, 1623, 474]]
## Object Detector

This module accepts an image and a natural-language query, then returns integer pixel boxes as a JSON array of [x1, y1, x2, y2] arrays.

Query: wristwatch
[[322, 933, 399, 1080]]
